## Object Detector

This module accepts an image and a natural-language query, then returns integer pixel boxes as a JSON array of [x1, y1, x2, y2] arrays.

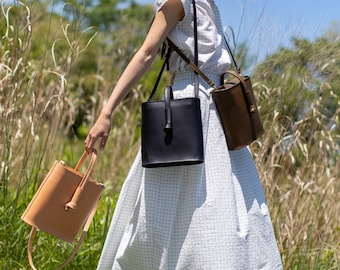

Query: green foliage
[[1, 0, 339, 269], [254, 35, 340, 124], [54, 0, 126, 30], [50, 0, 156, 137]]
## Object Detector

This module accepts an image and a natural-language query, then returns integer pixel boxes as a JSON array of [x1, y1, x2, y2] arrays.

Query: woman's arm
[[85, 0, 184, 151]]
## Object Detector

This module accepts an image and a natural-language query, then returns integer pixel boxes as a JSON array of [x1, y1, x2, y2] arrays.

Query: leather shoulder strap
[[166, 39, 216, 89]]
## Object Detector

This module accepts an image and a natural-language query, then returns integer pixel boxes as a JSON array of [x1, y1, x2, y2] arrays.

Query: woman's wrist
[[100, 107, 112, 119]]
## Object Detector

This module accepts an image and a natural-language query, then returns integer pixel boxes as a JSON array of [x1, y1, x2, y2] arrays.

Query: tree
[[253, 31, 340, 131]]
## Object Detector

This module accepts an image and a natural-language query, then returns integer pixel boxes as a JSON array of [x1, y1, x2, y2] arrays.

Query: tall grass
[[253, 81, 340, 269], [0, 1, 339, 269]]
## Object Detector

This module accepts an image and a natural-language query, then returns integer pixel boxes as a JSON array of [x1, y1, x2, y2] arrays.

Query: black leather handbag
[[141, 85, 204, 168], [141, 0, 204, 168]]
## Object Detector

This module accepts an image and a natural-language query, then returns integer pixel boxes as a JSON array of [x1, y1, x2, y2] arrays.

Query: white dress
[[97, 0, 283, 269]]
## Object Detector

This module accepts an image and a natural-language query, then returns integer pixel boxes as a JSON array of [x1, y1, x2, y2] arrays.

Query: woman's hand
[[85, 110, 112, 152]]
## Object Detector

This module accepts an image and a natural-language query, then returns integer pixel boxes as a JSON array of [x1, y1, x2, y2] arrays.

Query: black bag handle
[[223, 26, 241, 74], [147, 46, 171, 101], [192, 0, 199, 97]]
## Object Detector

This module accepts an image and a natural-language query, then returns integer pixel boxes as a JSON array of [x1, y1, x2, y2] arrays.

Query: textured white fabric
[[155, 0, 231, 75], [97, 0, 283, 269]]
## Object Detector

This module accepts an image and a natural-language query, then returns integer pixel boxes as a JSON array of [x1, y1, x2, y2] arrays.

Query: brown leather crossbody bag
[[167, 23, 264, 150]]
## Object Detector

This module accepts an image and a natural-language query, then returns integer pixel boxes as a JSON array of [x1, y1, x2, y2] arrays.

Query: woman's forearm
[[100, 48, 157, 117], [100, 0, 184, 118], [84, 0, 184, 151]]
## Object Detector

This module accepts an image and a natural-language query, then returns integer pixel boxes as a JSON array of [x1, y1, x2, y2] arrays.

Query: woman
[[85, 0, 283, 269]]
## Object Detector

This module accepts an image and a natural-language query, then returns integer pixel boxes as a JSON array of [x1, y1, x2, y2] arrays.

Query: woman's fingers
[[85, 102, 112, 152], [85, 129, 110, 152], [99, 134, 109, 151], [85, 133, 96, 152]]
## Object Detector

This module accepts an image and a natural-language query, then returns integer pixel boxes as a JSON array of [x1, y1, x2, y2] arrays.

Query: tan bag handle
[[64, 150, 97, 210], [27, 199, 100, 270]]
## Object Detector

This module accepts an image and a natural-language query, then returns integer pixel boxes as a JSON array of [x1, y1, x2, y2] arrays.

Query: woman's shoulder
[[154, 0, 191, 15]]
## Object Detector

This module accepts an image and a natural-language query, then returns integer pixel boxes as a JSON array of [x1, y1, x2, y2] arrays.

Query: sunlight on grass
[[0, 1, 339, 269]]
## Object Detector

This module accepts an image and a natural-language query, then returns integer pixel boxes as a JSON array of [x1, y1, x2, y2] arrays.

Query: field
[[0, 1, 339, 269]]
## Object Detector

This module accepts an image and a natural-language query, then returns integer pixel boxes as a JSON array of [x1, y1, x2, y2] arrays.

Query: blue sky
[[137, 0, 340, 67]]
